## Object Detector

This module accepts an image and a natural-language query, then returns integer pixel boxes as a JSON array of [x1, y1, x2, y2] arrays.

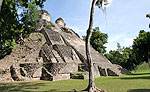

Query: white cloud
[[105, 34, 124, 52], [106, 35, 133, 52], [123, 38, 133, 47], [108, 34, 124, 43]]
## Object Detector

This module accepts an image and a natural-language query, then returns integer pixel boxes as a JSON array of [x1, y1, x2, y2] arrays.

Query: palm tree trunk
[[85, 0, 97, 91]]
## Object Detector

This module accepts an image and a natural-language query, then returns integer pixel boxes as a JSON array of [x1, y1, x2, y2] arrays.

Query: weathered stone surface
[[43, 63, 78, 75], [58, 63, 78, 73], [41, 27, 65, 45], [70, 73, 89, 79], [10, 63, 42, 81], [53, 44, 80, 63], [40, 44, 57, 63], [55, 17, 66, 27], [52, 74, 70, 81], [41, 64, 72, 81], [10, 64, 28, 81], [20, 63, 42, 78], [40, 44, 81, 64], [78, 64, 89, 71], [39, 10, 51, 22], [41, 68, 70, 81], [52, 21, 131, 76]]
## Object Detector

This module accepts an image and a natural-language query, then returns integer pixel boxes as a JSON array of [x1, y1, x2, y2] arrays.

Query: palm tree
[[84, 0, 111, 92]]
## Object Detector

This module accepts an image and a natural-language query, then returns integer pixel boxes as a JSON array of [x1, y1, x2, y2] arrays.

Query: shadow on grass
[[128, 73, 150, 75], [0, 82, 73, 92], [120, 72, 150, 80], [128, 89, 150, 92], [0, 82, 45, 92], [120, 76, 150, 80]]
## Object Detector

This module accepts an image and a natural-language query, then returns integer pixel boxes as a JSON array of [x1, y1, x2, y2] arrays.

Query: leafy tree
[[0, 0, 46, 58], [90, 27, 108, 54], [105, 43, 125, 66], [105, 44, 137, 71], [82, 27, 108, 54], [121, 47, 137, 71], [105, 50, 123, 65], [132, 30, 150, 68], [116, 42, 124, 53], [84, 0, 111, 91], [105, 14, 150, 71]]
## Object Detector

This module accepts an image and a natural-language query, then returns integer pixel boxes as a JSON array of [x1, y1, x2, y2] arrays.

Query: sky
[[43, 0, 150, 52]]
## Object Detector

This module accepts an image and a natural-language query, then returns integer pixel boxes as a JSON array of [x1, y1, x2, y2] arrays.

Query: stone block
[[52, 74, 70, 81], [43, 63, 78, 75], [10, 63, 42, 81], [41, 68, 70, 81], [70, 73, 89, 79], [41, 28, 65, 45]]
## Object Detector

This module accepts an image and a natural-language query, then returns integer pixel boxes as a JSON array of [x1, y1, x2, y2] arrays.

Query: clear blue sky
[[43, 0, 150, 52]]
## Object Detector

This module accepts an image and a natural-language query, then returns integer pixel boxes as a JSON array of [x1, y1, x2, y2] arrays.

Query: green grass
[[1, 73, 150, 92], [1, 63, 150, 92], [132, 62, 150, 73]]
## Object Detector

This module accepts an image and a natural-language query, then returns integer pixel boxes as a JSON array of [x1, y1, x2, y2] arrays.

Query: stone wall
[[41, 63, 77, 81], [10, 63, 42, 81], [70, 73, 89, 79]]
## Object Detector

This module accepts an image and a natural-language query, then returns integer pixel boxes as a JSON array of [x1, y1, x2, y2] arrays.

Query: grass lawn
[[0, 63, 150, 92]]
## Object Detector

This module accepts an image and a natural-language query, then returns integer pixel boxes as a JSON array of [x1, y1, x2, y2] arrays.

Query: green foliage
[[105, 50, 123, 65], [82, 27, 108, 54], [121, 47, 137, 70], [132, 30, 150, 64], [106, 30, 150, 71], [90, 27, 108, 54], [0, 0, 46, 58], [105, 43, 137, 71], [133, 62, 150, 73], [106, 16, 150, 71], [146, 14, 150, 18], [116, 43, 124, 53], [82, 36, 86, 41]]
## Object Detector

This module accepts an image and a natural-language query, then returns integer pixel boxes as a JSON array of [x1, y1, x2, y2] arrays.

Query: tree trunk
[[148, 44, 150, 69], [85, 0, 97, 91], [148, 58, 150, 69], [83, 0, 108, 92], [84, 0, 104, 92], [0, 0, 3, 12]]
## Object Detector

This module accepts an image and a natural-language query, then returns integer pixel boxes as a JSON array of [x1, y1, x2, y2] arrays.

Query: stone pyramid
[[10, 10, 130, 81]]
